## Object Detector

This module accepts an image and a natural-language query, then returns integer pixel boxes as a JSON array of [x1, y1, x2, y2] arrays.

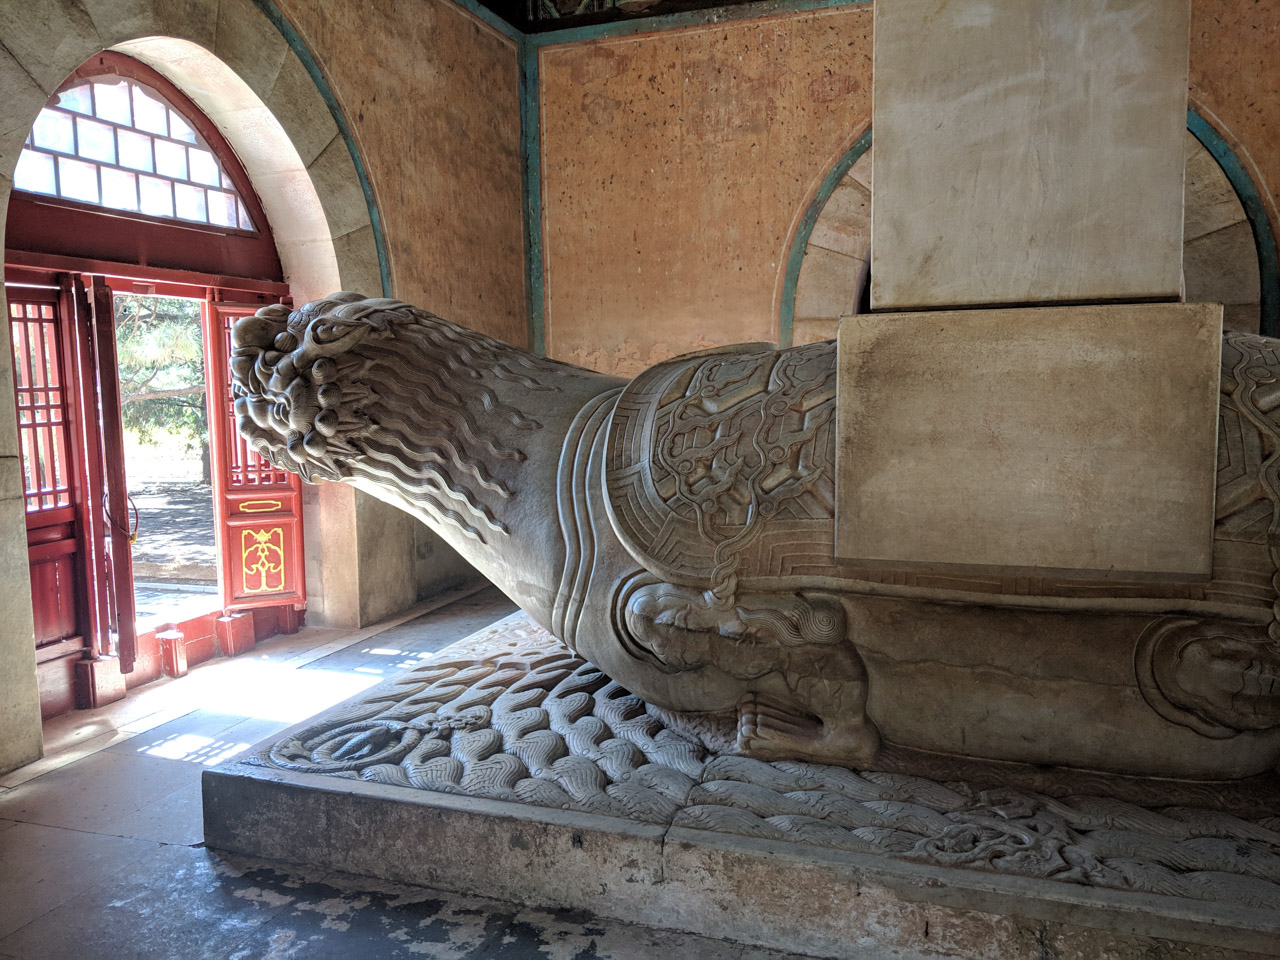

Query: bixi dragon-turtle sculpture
[[228, 293, 1280, 781]]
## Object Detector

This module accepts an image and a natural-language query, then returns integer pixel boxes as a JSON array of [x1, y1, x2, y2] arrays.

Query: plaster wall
[[536, 1, 1279, 369], [272, 0, 525, 625], [276, 0, 527, 346], [536, 4, 873, 376], [1189, 0, 1280, 282]]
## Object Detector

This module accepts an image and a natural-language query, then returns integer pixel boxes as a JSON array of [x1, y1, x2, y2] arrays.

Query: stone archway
[[0, 0, 380, 772]]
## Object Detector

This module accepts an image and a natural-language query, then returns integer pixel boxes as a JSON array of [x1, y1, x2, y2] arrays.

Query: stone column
[[302, 484, 478, 628]]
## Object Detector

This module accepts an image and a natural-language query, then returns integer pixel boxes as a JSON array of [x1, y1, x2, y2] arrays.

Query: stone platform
[[203, 613, 1280, 959]]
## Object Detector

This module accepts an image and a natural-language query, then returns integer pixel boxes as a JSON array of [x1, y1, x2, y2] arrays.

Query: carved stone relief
[[258, 614, 1280, 913], [231, 294, 1280, 781]]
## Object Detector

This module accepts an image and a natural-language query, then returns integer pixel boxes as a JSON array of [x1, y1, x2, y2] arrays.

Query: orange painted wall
[[1189, 1, 1280, 265], [276, 0, 527, 346], [538, 1, 1280, 378], [537, 6, 873, 376]]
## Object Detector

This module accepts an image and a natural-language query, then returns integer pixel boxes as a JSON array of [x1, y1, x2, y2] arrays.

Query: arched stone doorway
[[0, 0, 379, 773]]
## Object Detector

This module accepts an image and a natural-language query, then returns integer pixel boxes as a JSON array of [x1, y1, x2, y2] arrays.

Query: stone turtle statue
[[229, 293, 1280, 781]]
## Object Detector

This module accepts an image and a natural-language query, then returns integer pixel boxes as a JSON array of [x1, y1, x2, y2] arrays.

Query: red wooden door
[[204, 301, 305, 610], [85, 277, 138, 671], [7, 284, 87, 716]]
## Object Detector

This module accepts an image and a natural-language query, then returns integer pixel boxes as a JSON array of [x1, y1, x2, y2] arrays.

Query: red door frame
[[87, 275, 139, 671], [7, 282, 87, 717], [205, 301, 306, 611], [7, 260, 302, 697], [62, 276, 110, 658], [5, 48, 301, 710]]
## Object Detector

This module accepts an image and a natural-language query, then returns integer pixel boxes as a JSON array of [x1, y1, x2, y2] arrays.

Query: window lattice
[[222, 311, 290, 487], [14, 76, 255, 232], [8, 299, 73, 513]]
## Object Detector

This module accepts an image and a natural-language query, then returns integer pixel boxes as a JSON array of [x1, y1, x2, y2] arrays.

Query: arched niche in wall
[[0, 0, 386, 770], [781, 114, 1278, 347]]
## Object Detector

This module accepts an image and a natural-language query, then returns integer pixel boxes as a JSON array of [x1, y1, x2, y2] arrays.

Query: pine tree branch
[[122, 386, 205, 404]]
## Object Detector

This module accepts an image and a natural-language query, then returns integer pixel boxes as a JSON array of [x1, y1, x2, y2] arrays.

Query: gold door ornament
[[241, 526, 286, 593], [239, 499, 283, 514]]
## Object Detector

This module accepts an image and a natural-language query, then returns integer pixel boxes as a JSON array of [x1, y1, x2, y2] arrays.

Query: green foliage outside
[[113, 294, 210, 483]]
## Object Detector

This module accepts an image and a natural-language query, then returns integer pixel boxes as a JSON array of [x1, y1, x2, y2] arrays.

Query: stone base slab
[[202, 613, 1279, 958], [203, 762, 1278, 959]]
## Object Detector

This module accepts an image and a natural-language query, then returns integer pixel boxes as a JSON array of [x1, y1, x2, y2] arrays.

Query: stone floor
[[133, 579, 220, 630], [130, 478, 221, 629], [0, 586, 825, 960], [129, 479, 217, 574]]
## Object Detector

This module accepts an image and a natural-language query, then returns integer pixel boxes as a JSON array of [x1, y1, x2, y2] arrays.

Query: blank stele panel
[[835, 303, 1222, 579], [870, 0, 1190, 310]]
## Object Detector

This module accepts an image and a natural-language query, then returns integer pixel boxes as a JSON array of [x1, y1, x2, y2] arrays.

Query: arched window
[[16, 72, 257, 231], [16, 74, 255, 231], [6, 52, 279, 281]]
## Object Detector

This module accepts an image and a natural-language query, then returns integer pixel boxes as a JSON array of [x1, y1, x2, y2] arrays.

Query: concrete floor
[[0, 586, 823, 960]]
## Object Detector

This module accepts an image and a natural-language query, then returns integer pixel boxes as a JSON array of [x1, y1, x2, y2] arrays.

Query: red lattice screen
[[221, 308, 290, 487], [9, 297, 72, 512], [207, 301, 303, 611]]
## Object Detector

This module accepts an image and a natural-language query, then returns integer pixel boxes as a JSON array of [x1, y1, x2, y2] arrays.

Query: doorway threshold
[[134, 580, 219, 632]]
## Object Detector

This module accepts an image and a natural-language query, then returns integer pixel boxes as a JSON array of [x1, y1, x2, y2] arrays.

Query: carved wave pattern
[[260, 615, 1280, 912]]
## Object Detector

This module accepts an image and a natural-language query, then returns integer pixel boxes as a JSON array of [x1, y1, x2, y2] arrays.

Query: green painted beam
[[1187, 108, 1279, 338], [520, 40, 546, 354], [526, 0, 871, 47], [448, 0, 526, 42]]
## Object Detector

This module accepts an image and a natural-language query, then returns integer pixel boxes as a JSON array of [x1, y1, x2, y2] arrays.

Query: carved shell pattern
[[258, 614, 1280, 912]]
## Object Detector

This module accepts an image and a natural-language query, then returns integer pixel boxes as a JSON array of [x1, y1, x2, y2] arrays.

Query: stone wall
[[535, 1, 1280, 368], [276, 0, 527, 346], [1190, 0, 1280, 290]]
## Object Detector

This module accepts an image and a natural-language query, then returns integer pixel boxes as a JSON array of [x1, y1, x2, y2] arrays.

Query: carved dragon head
[[229, 292, 547, 541], [1137, 618, 1280, 738]]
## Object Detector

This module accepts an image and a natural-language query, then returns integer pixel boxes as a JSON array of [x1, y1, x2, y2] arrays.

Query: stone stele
[[835, 303, 1222, 578], [228, 294, 1280, 781], [869, 0, 1190, 310]]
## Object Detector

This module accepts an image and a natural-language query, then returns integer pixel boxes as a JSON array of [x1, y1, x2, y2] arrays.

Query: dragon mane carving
[[230, 294, 1280, 782], [231, 295, 559, 542]]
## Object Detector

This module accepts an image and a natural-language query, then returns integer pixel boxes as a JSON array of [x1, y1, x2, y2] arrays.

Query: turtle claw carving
[[737, 693, 880, 765]]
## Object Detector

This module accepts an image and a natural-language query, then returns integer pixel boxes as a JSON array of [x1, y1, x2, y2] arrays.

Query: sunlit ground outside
[[122, 660, 383, 766]]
